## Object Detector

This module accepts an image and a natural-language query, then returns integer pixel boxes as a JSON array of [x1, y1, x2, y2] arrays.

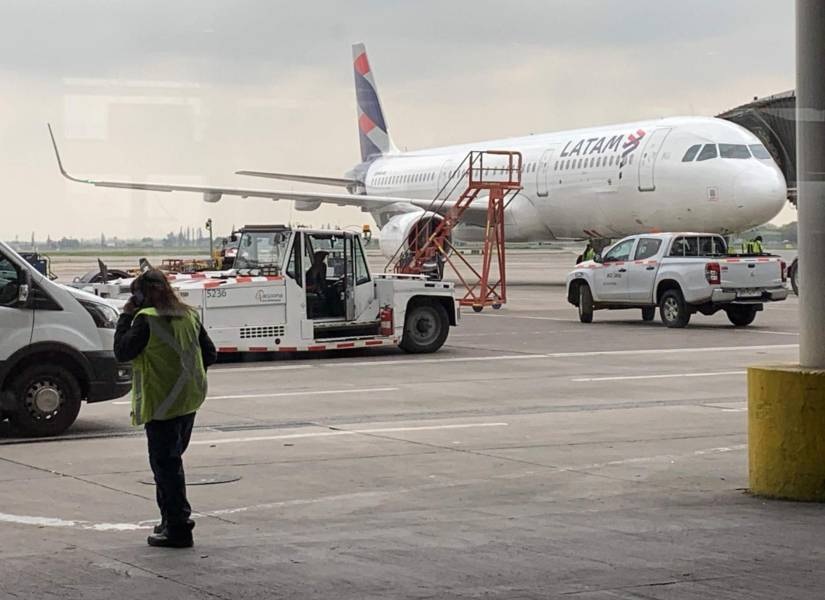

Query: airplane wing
[[235, 170, 357, 188], [47, 124, 457, 214]]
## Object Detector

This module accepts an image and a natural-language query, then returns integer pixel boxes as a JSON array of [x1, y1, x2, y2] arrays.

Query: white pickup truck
[[567, 233, 788, 328]]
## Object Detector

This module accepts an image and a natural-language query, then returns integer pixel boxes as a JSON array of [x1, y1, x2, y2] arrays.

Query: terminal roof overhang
[[716, 90, 797, 200]]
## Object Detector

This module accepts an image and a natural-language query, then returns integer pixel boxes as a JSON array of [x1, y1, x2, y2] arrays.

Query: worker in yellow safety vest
[[745, 235, 764, 255], [580, 241, 596, 263], [114, 269, 216, 548]]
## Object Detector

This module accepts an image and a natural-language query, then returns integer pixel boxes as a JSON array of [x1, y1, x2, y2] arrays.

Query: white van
[[0, 242, 131, 436]]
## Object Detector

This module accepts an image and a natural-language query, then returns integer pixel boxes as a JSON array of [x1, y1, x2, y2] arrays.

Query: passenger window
[[634, 238, 662, 260], [669, 236, 699, 257], [682, 144, 701, 162], [604, 239, 635, 262], [354, 236, 370, 285], [697, 236, 727, 256], [0, 254, 21, 306], [696, 144, 718, 161], [719, 144, 751, 159]]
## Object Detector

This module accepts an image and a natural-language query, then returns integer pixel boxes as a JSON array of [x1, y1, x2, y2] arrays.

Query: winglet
[[47, 123, 88, 184]]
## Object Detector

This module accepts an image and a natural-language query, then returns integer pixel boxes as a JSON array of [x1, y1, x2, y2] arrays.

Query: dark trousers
[[145, 412, 196, 535]]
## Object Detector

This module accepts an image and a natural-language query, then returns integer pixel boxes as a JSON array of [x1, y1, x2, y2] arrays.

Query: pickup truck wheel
[[726, 306, 757, 327], [400, 300, 450, 354], [659, 289, 691, 328], [578, 284, 594, 323], [641, 307, 656, 321], [8, 365, 82, 437]]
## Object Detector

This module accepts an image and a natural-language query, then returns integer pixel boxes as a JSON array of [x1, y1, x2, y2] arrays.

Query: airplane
[[49, 43, 787, 263]]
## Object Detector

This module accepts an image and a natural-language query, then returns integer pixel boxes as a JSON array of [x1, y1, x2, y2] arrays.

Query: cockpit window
[[749, 144, 772, 160], [682, 145, 701, 162], [696, 144, 718, 161], [719, 144, 751, 159]]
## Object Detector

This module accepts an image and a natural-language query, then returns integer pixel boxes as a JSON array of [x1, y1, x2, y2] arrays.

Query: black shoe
[[153, 519, 195, 535], [147, 531, 194, 548]]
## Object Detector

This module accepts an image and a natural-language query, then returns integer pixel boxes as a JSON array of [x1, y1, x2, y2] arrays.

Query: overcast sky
[[0, 0, 796, 241]]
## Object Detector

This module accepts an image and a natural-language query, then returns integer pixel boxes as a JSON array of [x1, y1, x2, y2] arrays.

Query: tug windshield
[[233, 231, 290, 273]]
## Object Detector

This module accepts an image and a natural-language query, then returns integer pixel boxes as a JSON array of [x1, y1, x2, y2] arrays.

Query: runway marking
[[0, 512, 150, 532], [567, 444, 747, 471], [211, 365, 313, 375], [208, 387, 399, 401], [191, 422, 508, 446], [737, 330, 798, 337], [114, 386, 399, 404], [469, 313, 574, 322], [572, 370, 745, 383], [322, 344, 797, 369]]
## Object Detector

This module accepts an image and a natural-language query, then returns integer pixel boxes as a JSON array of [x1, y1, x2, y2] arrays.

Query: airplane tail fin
[[353, 43, 396, 162]]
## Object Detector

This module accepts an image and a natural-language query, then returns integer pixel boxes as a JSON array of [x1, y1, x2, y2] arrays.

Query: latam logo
[[560, 129, 646, 159]]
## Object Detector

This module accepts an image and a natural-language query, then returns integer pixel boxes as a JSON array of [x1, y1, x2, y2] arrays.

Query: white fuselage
[[361, 116, 787, 241]]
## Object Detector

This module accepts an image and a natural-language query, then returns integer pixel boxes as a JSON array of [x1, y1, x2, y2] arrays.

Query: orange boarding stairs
[[385, 150, 523, 312]]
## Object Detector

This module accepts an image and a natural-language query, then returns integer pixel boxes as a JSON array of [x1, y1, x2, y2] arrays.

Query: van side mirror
[[17, 270, 32, 307]]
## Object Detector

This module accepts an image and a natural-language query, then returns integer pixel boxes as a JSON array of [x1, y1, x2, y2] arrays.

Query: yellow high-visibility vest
[[130, 307, 207, 426]]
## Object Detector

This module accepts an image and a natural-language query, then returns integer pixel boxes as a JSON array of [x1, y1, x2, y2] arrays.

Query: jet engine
[[294, 200, 322, 211], [379, 211, 446, 259]]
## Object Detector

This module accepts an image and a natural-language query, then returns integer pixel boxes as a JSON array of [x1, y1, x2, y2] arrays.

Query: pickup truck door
[[593, 238, 636, 301], [0, 249, 34, 357], [625, 237, 663, 302]]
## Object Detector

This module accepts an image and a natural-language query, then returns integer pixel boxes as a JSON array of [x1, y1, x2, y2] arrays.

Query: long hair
[[131, 269, 191, 316]]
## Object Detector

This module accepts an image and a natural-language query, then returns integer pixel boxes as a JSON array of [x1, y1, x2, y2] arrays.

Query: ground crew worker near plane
[[114, 269, 216, 548], [578, 241, 596, 264], [747, 235, 765, 254]]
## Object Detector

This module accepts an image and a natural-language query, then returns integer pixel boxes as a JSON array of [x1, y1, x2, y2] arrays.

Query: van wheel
[[726, 306, 757, 327], [659, 289, 691, 328], [400, 300, 450, 353], [641, 306, 656, 321], [8, 365, 82, 437], [578, 284, 594, 323]]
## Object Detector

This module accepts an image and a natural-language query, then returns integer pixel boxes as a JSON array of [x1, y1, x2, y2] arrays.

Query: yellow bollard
[[748, 365, 825, 501]]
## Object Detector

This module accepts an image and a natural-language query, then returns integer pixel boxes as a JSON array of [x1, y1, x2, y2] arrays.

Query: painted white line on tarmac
[[191, 421, 509, 446], [566, 444, 747, 471], [469, 313, 573, 322], [208, 387, 399, 401], [572, 371, 745, 383], [0, 512, 150, 532], [211, 365, 313, 375], [736, 330, 799, 336], [323, 354, 549, 367], [179, 345, 800, 374]]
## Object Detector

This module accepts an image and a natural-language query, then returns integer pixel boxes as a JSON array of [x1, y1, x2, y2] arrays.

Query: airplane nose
[[733, 167, 787, 225]]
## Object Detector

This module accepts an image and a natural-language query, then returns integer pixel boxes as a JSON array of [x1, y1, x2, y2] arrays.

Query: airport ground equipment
[[18, 252, 55, 279], [70, 225, 458, 355], [0, 241, 131, 437], [566, 232, 788, 328], [385, 150, 522, 313]]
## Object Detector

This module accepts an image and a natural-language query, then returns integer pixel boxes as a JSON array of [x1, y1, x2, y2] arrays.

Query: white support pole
[[797, 0, 825, 369]]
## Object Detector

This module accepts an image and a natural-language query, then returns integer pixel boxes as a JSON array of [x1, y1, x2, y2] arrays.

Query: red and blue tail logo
[[353, 43, 394, 162]]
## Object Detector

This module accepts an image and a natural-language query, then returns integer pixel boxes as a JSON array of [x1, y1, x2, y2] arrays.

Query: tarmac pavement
[[1, 251, 818, 599]]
